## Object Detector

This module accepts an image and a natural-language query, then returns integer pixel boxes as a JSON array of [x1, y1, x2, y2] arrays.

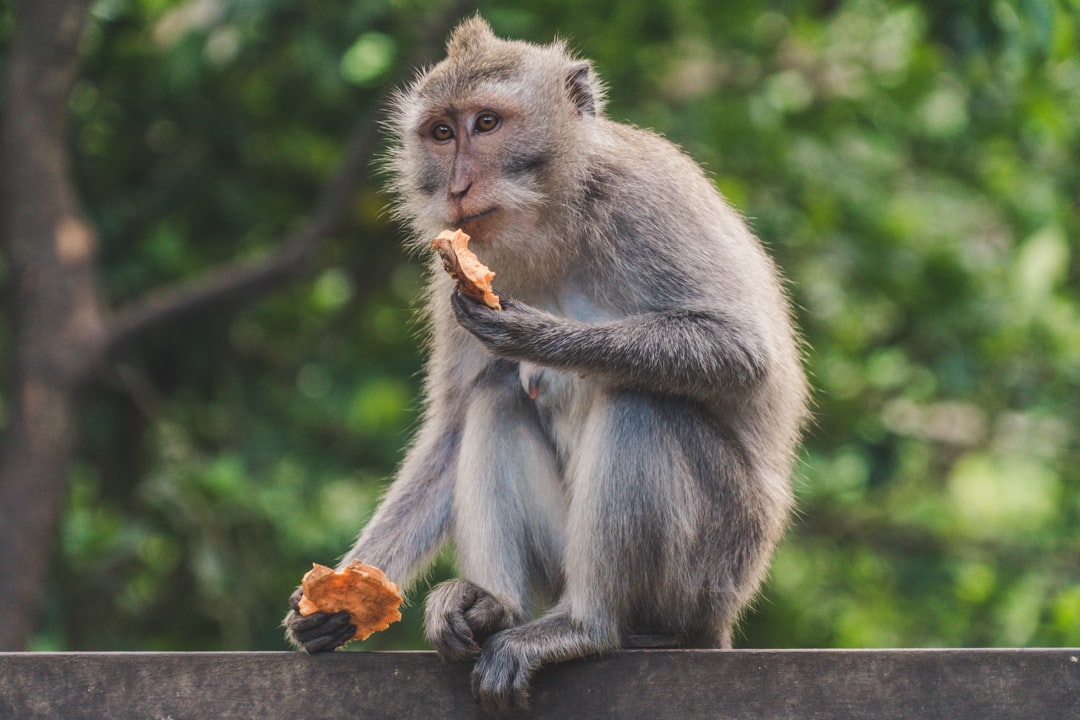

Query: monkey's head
[[387, 17, 605, 267]]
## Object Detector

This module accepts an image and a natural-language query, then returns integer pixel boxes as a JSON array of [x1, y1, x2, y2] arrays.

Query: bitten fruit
[[432, 228, 502, 310], [297, 559, 403, 643]]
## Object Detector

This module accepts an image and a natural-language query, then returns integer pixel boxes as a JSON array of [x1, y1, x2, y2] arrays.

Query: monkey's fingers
[[450, 287, 516, 311], [450, 289, 503, 328], [450, 290, 490, 329], [450, 287, 481, 309], [450, 290, 531, 359], [436, 613, 481, 660], [288, 610, 354, 653], [424, 580, 484, 661], [300, 620, 357, 654], [286, 587, 344, 643], [433, 603, 481, 658], [463, 593, 519, 644], [288, 586, 304, 612]]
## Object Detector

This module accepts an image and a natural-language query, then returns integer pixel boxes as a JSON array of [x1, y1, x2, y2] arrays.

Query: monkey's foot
[[425, 579, 523, 662], [471, 631, 538, 714]]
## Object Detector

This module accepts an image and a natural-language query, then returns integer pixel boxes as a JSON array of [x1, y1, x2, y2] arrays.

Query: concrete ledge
[[1, 649, 1078, 719]]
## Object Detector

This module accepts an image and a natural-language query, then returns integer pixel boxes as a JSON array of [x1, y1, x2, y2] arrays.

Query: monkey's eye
[[474, 112, 500, 133], [431, 122, 454, 142]]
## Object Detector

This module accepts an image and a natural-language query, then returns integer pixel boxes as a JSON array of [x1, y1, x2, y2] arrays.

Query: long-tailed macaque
[[285, 17, 808, 713]]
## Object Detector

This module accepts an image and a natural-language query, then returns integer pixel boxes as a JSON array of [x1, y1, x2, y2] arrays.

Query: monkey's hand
[[451, 290, 551, 360], [283, 586, 356, 654]]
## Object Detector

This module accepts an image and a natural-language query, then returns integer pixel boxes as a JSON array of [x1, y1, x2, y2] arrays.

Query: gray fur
[[285, 16, 808, 714]]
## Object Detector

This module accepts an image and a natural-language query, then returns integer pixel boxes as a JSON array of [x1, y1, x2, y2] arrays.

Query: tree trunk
[[0, 0, 474, 651], [0, 0, 102, 650]]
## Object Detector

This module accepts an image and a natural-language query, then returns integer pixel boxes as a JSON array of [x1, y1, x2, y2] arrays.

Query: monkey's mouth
[[455, 207, 497, 226]]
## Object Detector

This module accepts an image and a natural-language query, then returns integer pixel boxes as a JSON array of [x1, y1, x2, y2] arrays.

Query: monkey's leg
[[471, 391, 780, 713], [426, 361, 565, 662]]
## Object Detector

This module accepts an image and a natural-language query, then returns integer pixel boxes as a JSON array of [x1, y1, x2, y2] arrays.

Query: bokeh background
[[1, 0, 1078, 652]]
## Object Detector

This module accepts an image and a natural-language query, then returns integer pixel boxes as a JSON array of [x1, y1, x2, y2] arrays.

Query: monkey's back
[[572, 119, 808, 481]]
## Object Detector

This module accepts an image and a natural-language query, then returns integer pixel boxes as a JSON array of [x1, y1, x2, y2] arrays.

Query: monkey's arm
[[285, 307, 472, 652], [451, 292, 766, 398], [339, 418, 460, 583], [284, 415, 460, 653]]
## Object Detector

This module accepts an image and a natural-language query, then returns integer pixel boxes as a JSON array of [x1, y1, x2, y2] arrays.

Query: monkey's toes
[[471, 633, 536, 714]]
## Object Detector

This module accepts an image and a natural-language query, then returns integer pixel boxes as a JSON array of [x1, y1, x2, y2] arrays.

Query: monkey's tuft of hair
[[445, 15, 498, 57]]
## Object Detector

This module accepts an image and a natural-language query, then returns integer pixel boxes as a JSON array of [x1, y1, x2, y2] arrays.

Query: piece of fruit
[[432, 228, 502, 310], [297, 559, 403, 643]]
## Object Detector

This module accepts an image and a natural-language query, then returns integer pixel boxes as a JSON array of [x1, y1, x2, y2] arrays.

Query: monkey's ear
[[565, 62, 598, 117], [447, 16, 497, 57]]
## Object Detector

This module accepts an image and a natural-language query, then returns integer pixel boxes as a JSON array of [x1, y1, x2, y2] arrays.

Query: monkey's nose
[[449, 182, 472, 199]]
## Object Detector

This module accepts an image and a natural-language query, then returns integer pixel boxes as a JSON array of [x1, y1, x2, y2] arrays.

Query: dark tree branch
[[102, 123, 371, 354], [101, 0, 476, 357]]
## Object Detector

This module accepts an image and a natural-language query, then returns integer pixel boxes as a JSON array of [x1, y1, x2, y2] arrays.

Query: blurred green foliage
[[6, 0, 1079, 651]]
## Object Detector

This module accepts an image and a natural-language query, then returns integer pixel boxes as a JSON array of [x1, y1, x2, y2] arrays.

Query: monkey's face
[[386, 19, 603, 279], [398, 90, 552, 246]]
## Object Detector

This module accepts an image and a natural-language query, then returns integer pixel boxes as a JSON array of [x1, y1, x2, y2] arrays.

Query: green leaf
[[340, 32, 396, 86]]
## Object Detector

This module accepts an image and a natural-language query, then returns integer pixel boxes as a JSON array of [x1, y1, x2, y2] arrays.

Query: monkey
[[284, 17, 809, 714]]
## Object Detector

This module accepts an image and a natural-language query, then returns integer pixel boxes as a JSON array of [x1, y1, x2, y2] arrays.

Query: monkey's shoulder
[[596, 121, 712, 187]]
